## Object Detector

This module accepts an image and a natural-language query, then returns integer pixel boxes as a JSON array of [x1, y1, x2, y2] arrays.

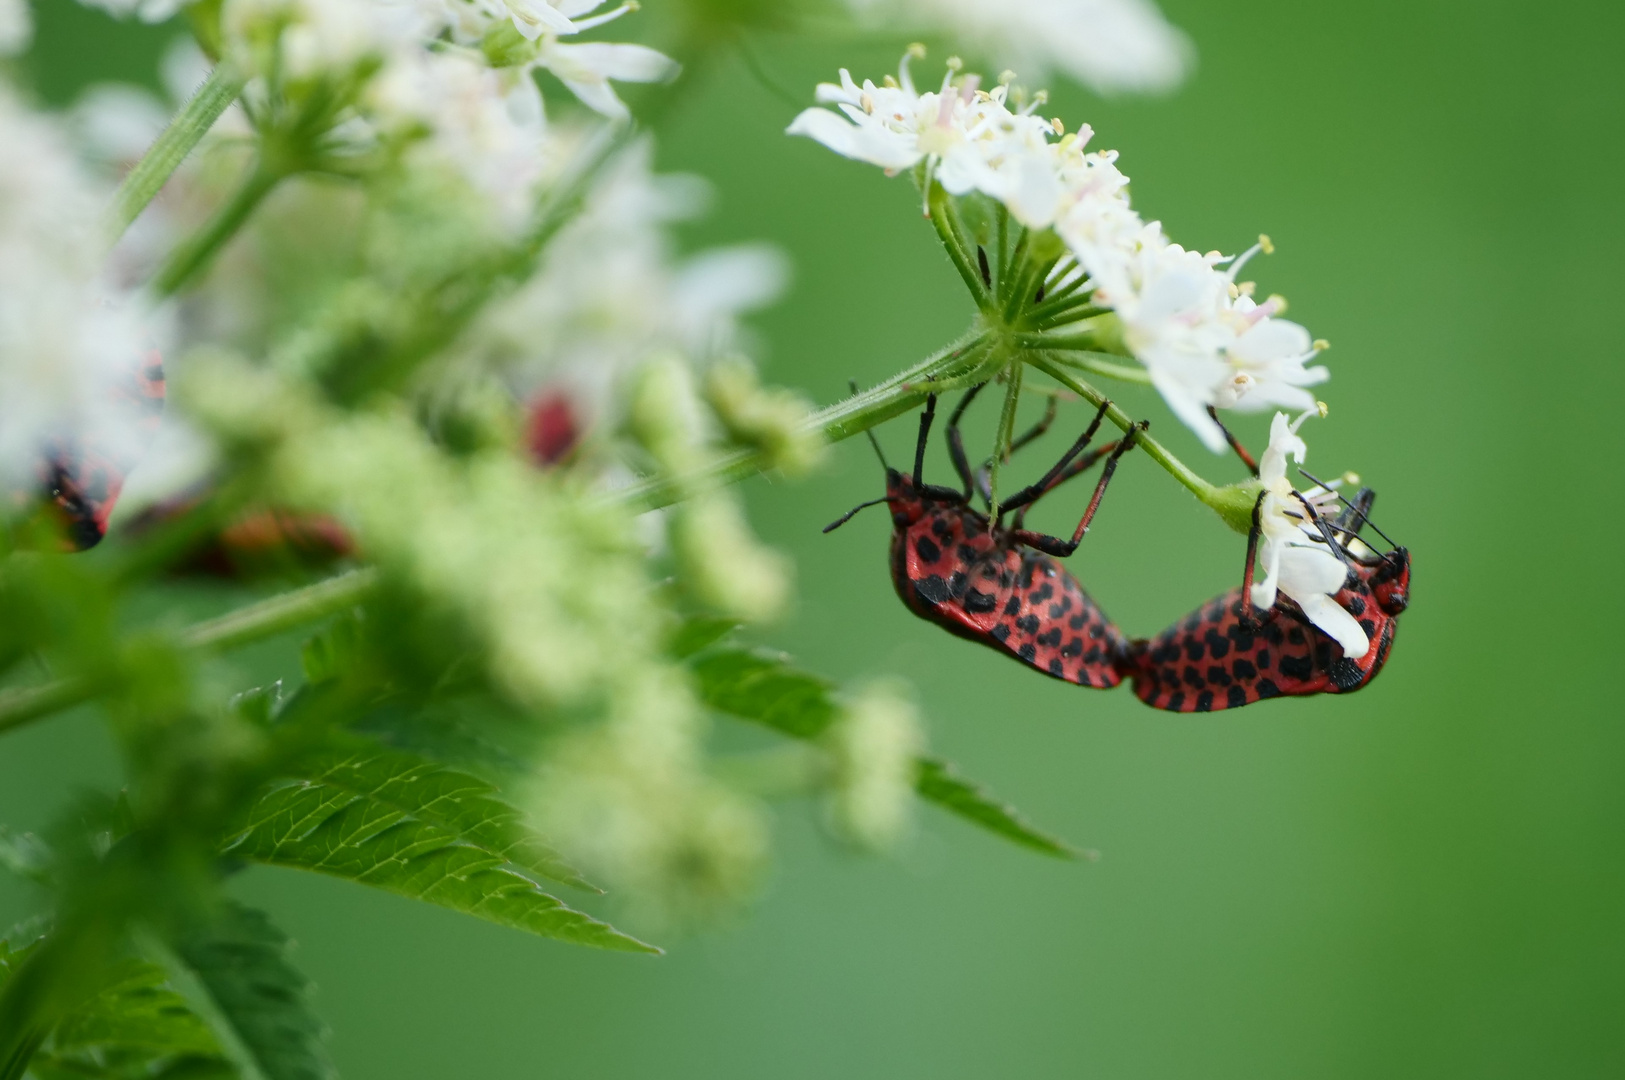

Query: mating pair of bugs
[[825, 386, 1412, 712]]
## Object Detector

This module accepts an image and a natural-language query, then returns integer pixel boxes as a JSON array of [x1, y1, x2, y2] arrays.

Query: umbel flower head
[[841, 0, 1191, 95], [1250, 409, 1370, 659], [788, 53, 1332, 453]]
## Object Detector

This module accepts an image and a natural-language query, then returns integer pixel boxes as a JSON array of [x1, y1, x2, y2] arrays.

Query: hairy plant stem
[[609, 332, 989, 510], [108, 63, 246, 240], [1045, 351, 1153, 385], [927, 182, 988, 304], [0, 569, 379, 738]]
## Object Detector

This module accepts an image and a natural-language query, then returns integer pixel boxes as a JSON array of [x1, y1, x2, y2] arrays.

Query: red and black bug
[[38, 349, 166, 551], [1127, 482, 1411, 712], [826, 386, 1144, 687]]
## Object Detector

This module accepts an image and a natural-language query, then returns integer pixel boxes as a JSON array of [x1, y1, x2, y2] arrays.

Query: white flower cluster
[[0, 84, 162, 494], [1250, 409, 1369, 658], [788, 54, 1331, 452], [473, 141, 789, 425], [843, 0, 1191, 96], [381, 0, 678, 118], [367, 52, 553, 228]]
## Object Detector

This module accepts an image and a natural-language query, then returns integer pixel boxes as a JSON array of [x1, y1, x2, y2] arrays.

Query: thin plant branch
[[108, 63, 246, 240]]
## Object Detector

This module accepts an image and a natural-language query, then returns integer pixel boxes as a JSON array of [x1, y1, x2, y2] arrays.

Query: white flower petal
[[786, 108, 922, 171], [1232, 316, 1312, 363], [547, 42, 678, 84], [1148, 365, 1226, 452], [1294, 592, 1370, 659], [559, 75, 629, 119]]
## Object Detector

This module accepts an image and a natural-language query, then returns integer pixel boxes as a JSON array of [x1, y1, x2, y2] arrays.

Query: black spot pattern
[[914, 576, 950, 605]]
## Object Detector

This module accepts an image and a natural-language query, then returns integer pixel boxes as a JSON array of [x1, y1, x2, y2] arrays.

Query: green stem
[[1027, 354, 1217, 505], [1045, 351, 1153, 385], [927, 182, 988, 305], [0, 568, 379, 738], [1015, 331, 1105, 352], [180, 567, 380, 649], [1027, 293, 1105, 329], [108, 63, 246, 240], [152, 162, 281, 296], [987, 355, 1023, 518]]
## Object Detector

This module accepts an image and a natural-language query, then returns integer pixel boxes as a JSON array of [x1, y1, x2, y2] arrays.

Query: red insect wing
[[41, 349, 166, 551], [887, 486, 1124, 688], [1128, 551, 1410, 712]]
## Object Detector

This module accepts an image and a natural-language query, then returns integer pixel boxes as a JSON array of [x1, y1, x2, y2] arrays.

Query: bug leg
[[998, 400, 1113, 517], [912, 393, 938, 486], [1005, 395, 1060, 460], [1010, 422, 1144, 557], [946, 382, 987, 499], [1206, 406, 1260, 478], [1238, 491, 1267, 632]]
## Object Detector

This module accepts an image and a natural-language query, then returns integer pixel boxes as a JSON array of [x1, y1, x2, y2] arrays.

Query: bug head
[[1369, 546, 1410, 616]]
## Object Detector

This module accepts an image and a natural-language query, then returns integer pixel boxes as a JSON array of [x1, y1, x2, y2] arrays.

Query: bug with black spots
[[1127, 481, 1411, 712], [825, 385, 1146, 688], [36, 349, 166, 552]]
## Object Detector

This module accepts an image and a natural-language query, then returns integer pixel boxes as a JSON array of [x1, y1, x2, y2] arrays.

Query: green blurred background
[[7, 0, 1624, 1074]]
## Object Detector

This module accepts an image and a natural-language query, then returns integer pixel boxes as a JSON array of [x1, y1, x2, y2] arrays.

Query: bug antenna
[[862, 429, 890, 471], [1297, 467, 1401, 550], [823, 497, 889, 533], [847, 379, 890, 470]]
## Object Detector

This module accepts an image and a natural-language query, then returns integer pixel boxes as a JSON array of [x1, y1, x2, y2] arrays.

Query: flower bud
[[703, 357, 825, 477], [628, 353, 707, 473], [824, 680, 925, 851], [671, 493, 791, 624]]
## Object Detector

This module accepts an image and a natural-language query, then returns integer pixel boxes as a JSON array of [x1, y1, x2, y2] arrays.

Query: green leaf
[[666, 616, 738, 660], [222, 750, 657, 954], [692, 647, 1082, 858], [915, 757, 1082, 860], [690, 647, 839, 740], [291, 746, 596, 892], [0, 828, 53, 885], [176, 902, 331, 1080], [0, 925, 235, 1080], [50, 961, 219, 1053]]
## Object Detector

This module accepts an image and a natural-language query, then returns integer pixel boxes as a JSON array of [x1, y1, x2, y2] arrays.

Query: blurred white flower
[[74, 0, 185, 22], [533, 667, 770, 928], [369, 50, 552, 227], [825, 681, 924, 851], [473, 141, 788, 425], [0, 0, 30, 56], [222, 0, 419, 81], [1250, 410, 1368, 658], [843, 0, 1192, 95], [68, 85, 170, 167], [0, 85, 163, 493], [533, 39, 679, 119]]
